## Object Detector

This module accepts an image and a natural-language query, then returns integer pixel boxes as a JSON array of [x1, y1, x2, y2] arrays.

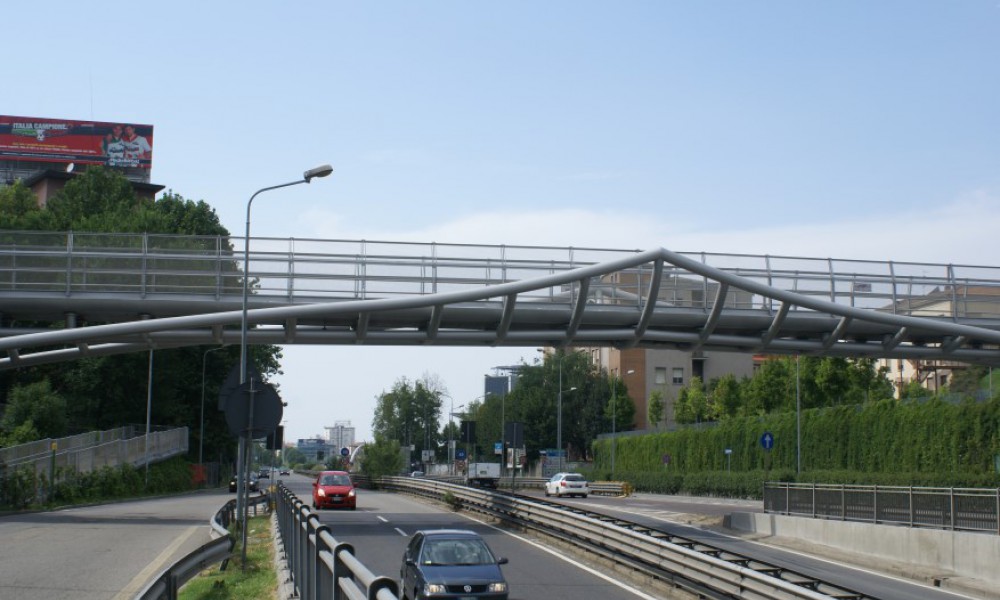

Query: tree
[[647, 390, 665, 430], [1, 380, 68, 442], [0, 167, 269, 467], [283, 446, 307, 467], [360, 437, 404, 478], [674, 376, 711, 424], [0, 181, 55, 230], [371, 376, 444, 461], [948, 366, 990, 397], [605, 374, 636, 433], [712, 374, 743, 419]]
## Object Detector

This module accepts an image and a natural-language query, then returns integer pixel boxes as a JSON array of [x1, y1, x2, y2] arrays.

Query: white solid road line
[[456, 512, 660, 600]]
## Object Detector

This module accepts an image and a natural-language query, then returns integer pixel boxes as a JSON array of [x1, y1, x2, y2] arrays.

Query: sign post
[[760, 431, 775, 471]]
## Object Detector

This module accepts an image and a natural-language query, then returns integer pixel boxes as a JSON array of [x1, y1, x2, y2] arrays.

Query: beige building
[[584, 346, 754, 431], [575, 271, 756, 430], [880, 285, 1000, 396]]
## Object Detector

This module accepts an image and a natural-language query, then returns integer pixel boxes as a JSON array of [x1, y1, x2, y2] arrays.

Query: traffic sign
[[456, 448, 467, 460], [223, 379, 283, 438], [494, 441, 503, 455], [340, 447, 349, 457], [760, 432, 775, 451]]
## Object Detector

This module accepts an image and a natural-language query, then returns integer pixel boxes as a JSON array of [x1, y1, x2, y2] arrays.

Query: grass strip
[[179, 515, 277, 600]]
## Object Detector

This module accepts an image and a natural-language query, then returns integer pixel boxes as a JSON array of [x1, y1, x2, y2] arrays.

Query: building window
[[654, 367, 667, 384], [672, 367, 684, 385]]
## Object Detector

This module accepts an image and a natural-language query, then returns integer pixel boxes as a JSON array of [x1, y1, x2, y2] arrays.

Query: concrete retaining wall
[[727, 511, 1000, 586]]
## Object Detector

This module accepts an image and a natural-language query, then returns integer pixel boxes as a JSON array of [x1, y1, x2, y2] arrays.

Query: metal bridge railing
[[2, 230, 1000, 318], [764, 482, 1000, 534]]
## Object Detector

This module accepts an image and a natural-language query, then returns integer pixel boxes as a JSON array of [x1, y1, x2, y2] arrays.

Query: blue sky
[[5, 1, 999, 442]]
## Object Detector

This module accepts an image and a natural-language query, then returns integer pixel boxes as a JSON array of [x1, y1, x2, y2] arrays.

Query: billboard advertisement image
[[0, 115, 153, 169]]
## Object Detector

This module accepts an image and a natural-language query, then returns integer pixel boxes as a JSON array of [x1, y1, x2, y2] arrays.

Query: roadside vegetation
[[592, 388, 1000, 497], [0, 456, 197, 511], [0, 168, 281, 468], [179, 514, 276, 600]]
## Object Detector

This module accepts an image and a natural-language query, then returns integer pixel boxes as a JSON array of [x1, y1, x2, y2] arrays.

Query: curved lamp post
[[539, 348, 576, 472], [237, 164, 332, 531], [240, 164, 333, 384]]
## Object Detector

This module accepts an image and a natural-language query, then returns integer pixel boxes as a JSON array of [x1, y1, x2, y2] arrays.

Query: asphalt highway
[[1, 475, 981, 600]]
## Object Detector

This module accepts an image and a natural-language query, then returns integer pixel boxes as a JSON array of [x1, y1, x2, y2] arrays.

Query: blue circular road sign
[[760, 432, 775, 451]]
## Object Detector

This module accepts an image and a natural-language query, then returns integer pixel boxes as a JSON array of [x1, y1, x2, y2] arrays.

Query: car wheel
[[544, 488, 550, 497], [581, 494, 588, 499]]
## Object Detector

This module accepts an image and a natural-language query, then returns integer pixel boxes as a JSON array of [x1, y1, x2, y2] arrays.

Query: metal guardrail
[[426, 475, 629, 496], [764, 482, 1000, 534], [380, 477, 866, 600], [281, 476, 874, 599], [275, 483, 399, 600], [134, 492, 269, 600]]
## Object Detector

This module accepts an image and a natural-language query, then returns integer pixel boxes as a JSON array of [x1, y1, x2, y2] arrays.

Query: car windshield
[[421, 538, 494, 566], [321, 474, 351, 486]]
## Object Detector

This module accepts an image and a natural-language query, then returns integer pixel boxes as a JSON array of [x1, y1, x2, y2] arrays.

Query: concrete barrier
[[727, 511, 1000, 588]]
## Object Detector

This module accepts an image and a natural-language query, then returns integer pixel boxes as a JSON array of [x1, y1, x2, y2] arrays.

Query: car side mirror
[[497, 557, 509, 565], [312, 482, 317, 487], [405, 557, 416, 566]]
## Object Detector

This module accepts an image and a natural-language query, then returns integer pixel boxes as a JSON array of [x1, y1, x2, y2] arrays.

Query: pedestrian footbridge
[[0, 230, 998, 368]]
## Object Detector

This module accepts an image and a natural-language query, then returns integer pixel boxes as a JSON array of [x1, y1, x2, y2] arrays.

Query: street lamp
[[539, 348, 576, 472], [558, 383, 578, 472], [610, 367, 634, 480], [238, 164, 332, 527], [448, 400, 465, 475], [200, 345, 228, 466], [240, 164, 332, 384]]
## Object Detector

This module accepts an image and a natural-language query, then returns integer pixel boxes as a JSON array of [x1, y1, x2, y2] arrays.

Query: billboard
[[0, 115, 153, 169]]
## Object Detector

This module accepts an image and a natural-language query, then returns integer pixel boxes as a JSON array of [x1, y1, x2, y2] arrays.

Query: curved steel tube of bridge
[[237, 164, 331, 535]]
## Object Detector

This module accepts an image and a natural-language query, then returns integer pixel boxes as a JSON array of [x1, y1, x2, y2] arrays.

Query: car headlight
[[348, 489, 356, 497], [488, 582, 508, 593], [423, 583, 446, 595], [317, 488, 326, 497]]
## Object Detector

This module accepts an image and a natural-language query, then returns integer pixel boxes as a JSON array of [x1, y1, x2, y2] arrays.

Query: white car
[[544, 472, 589, 498]]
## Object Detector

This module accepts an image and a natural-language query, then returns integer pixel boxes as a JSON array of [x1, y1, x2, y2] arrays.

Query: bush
[[1, 457, 197, 510], [442, 490, 461, 511]]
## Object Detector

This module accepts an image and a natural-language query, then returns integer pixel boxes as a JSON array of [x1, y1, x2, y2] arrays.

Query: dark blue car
[[400, 529, 509, 600]]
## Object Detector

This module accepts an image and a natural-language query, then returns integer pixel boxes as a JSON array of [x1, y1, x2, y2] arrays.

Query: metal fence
[[764, 482, 1000, 534], [0, 426, 189, 476]]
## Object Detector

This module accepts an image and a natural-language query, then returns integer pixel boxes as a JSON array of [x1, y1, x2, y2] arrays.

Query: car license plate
[[332, 495, 342, 500]]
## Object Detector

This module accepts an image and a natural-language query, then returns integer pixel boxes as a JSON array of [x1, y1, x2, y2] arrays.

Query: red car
[[312, 470, 357, 510]]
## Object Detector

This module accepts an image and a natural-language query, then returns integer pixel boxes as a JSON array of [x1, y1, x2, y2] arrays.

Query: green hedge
[[589, 398, 1000, 496], [594, 398, 1000, 476]]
